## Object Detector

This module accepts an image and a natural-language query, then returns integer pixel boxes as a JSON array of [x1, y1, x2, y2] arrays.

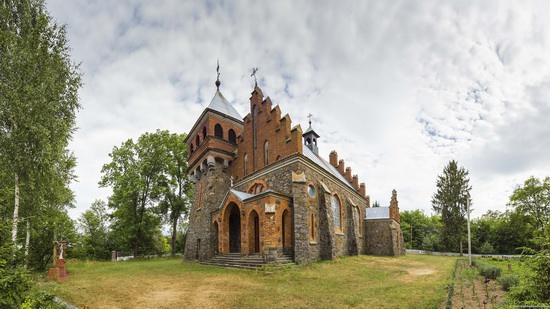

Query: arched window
[[305, 138, 311, 145], [252, 105, 257, 148], [244, 154, 248, 175], [247, 183, 265, 194], [356, 207, 362, 236], [332, 194, 341, 229], [202, 126, 207, 139], [264, 140, 269, 166], [195, 135, 200, 146], [214, 124, 223, 139], [310, 213, 316, 240], [228, 129, 236, 144], [190, 143, 194, 153]]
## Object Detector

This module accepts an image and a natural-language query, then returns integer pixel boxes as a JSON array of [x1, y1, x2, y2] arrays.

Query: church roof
[[229, 189, 255, 201], [303, 125, 320, 137], [302, 146, 354, 190], [207, 90, 242, 121], [365, 207, 390, 220]]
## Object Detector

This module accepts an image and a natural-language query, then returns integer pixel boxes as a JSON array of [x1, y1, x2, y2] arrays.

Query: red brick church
[[183, 67, 403, 265]]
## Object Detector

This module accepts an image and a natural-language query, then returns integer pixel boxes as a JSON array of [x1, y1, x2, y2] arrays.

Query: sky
[[46, 0, 550, 221]]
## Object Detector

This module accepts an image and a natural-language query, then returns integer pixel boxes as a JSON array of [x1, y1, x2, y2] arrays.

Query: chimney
[[337, 159, 345, 174], [359, 183, 366, 197], [345, 167, 352, 183], [352, 175, 359, 190], [329, 151, 338, 167], [366, 195, 371, 208]]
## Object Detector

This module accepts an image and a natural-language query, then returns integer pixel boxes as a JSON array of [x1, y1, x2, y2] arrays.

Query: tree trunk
[[24, 219, 30, 269], [459, 238, 463, 256], [171, 216, 178, 255], [11, 172, 20, 250]]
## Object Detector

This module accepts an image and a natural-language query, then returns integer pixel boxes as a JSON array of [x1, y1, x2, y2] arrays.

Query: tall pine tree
[[431, 160, 471, 253]]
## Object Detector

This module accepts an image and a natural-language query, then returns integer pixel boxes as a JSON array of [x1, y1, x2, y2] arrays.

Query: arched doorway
[[248, 210, 260, 254], [282, 209, 292, 255], [228, 204, 241, 253], [213, 221, 219, 255]]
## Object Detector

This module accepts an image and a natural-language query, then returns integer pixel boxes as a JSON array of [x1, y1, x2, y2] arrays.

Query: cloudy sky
[[46, 0, 550, 221]]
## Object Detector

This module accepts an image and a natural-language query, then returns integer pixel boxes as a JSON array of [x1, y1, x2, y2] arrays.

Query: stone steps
[[200, 253, 295, 270]]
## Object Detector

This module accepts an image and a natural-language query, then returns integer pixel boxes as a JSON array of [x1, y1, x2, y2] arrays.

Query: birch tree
[[0, 0, 81, 259]]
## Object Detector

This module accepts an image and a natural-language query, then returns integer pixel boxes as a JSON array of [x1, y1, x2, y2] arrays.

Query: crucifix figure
[[230, 176, 234, 187], [307, 113, 313, 127], [251, 67, 258, 86]]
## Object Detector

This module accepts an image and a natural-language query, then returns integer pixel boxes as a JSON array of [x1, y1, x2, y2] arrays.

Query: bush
[[475, 261, 501, 279], [479, 241, 495, 254], [497, 273, 520, 291]]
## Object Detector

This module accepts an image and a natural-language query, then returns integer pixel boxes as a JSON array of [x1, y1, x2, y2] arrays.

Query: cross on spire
[[215, 59, 221, 90], [251, 67, 258, 86], [307, 113, 313, 127]]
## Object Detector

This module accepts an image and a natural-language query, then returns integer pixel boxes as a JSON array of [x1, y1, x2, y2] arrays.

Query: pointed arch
[[228, 129, 236, 144], [332, 194, 342, 230], [214, 124, 223, 139], [282, 209, 293, 255], [264, 140, 269, 166], [223, 203, 241, 253], [248, 210, 260, 254]]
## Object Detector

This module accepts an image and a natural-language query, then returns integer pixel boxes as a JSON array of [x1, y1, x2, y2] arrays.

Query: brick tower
[[183, 66, 243, 261]]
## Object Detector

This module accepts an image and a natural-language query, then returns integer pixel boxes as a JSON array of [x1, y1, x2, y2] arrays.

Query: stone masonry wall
[[184, 161, 231, 261], [365, 219, 402, 256]]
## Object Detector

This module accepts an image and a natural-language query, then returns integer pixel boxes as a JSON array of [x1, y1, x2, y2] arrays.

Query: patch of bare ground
[[125, 276, 256, 308], [450, 260, 506, 309]]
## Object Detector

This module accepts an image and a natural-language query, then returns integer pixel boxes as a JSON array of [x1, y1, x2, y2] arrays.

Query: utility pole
[[467, 198, 472, 267], [410, 223, 413, 248]]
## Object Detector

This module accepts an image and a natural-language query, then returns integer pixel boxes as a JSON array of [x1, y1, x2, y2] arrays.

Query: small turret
[[302, 113, 320, 155]]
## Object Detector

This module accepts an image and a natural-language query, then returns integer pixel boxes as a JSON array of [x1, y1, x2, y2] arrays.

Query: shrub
[[497, 273, 520, 291], [480, 241, 495, 254], [476, 261, 501, 279]]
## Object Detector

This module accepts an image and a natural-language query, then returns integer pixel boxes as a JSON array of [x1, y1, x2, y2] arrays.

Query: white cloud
[[46, 0, 550, 220]]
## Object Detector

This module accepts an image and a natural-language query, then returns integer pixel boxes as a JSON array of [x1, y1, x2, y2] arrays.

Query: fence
[[112, 251, 182, 262], [405, 249, 522, 259]]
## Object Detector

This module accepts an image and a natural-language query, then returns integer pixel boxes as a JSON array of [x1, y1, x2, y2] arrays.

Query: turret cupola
[[302, 113, 320, 155]]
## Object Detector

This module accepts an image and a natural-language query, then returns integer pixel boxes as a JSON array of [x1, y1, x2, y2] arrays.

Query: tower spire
[[251, 67, 258, 87], [215, 59, 221, 90]]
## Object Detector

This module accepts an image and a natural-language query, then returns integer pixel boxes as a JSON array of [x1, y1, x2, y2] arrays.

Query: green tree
[[78, 200, 113, 260], [400, 210, 443, 250], [156, 132, 192, 255], [509, 176, 550, 245], [0, 0, 81, 261], [431, 160, 471, 253], [100, 130, 173, 256]]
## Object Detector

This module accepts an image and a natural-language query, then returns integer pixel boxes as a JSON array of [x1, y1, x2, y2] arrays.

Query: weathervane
[[215, 59, 221, 90], [251, 67, 258, 86], [307, 113, 313, 127]]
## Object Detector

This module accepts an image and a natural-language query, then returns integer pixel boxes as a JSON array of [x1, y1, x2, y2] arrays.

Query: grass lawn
[[41, 254, 457, 308]]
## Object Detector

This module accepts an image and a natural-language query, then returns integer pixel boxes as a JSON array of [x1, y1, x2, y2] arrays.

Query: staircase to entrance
[[200, 253, 294, 269]]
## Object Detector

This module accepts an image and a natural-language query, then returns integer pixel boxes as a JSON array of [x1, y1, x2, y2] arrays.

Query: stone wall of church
[[231, 157, 368, 264], [184, 161, 231, 261], [364, 219, 402, 256]]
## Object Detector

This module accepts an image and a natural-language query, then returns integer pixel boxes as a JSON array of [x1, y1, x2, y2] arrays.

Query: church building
[[183, 69, 403, 265]]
